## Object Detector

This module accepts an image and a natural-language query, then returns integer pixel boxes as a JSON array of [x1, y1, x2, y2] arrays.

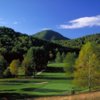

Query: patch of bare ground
[[31, 91, 100, 100]]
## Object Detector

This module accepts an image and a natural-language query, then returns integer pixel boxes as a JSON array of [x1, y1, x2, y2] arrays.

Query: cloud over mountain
[[60, 15, 100, 29]]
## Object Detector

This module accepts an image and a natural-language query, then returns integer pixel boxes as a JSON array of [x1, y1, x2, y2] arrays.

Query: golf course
[[0, 63, 86, 99]]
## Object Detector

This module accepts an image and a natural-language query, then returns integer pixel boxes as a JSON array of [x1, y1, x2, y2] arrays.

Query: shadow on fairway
[[0, 83, 22, 85], [36, 75, 73, 80], [21, 87, 37, 91], [0, 93, 35, 100], [0, 80, 32, 83], [46, 67, 64, 73], [21, 87, 66, 93]]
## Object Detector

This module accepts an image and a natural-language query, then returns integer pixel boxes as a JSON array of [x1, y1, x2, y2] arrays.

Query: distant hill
[[33, 30, 100, 49], [33, 30, 69, 41], [54, 33, 100, 48]]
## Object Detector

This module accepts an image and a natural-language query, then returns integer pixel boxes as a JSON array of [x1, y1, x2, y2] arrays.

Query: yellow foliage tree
[[9, 59, 20, 76], [74, 42, 100, 91]]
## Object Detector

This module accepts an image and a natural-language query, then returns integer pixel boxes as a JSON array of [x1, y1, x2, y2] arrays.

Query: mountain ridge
[[33, 30, 70, 41], [54, 33, 100, 48]]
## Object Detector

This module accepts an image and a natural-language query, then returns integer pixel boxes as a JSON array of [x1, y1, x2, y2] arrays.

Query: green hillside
[[33, 30, 69, 41], [33, 30, 100, 49], [54, 33, 100, 48]]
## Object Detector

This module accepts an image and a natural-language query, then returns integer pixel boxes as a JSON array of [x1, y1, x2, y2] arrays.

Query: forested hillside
[[33, 30, 69, 41], [54, 34, 100, 48], [0, 27, 68, 62], [0, 26, 78, 78], [33, 29, 100, 49]]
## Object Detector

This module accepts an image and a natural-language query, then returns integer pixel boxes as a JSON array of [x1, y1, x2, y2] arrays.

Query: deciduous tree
[[9, 59, 20, 77], [64, 52, 76, 74], [74, 42, 100, 91]]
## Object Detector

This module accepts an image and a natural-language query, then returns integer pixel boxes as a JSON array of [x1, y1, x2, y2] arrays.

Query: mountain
[[33, 30, 69, 41], [0, 26, 75, 63], [54, 33, 100, 48], [33, 30, 100, 49]]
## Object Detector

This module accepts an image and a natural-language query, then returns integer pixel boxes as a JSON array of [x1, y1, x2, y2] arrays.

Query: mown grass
[[0, 63, 86, 98], [48, 62, 65, 67]]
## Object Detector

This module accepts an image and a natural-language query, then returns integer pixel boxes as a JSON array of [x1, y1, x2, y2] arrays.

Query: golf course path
[[32, 91, 100, 100], [36, 70, 45, 75]]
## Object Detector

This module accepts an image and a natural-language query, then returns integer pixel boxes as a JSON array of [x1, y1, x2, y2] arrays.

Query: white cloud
[[41, 28, 51, 30], [60, 15, 100, 29]]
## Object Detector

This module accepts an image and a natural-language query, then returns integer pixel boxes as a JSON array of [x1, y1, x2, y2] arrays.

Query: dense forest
[[0, 26, 99, 79], [33, 29, 100, 49], [0, 26, 78, 78], [54, 33, 100, 48], [0, 27, 75, 62]]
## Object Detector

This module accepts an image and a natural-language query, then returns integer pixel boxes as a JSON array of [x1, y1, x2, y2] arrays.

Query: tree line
[[63, 42, 100, 91], [0, 26, 78, 78], [54, 33, 100, 49], [0, 47, 48, 78]]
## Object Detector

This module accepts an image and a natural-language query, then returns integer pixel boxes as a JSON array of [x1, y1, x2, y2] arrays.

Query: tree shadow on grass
[[21, 87, 66, 93], [0, 80, 37, 84], [46, 67, 64, 73], [21, 87, 37, 91], [0, 83, 22, 85], [36, 75, 73, 80], [0, 90, 15, 92], [34, 88, 66, 93], [0, 93, 35, 100]]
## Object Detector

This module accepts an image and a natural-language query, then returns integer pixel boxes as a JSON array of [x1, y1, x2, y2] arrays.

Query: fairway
[[0, 63, 84, 98]]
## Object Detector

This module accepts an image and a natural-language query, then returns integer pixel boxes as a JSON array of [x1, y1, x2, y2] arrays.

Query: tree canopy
[[74, 42, 100, 91]]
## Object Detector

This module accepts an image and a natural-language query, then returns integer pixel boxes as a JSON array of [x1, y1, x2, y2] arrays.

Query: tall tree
[[0, 54, 7, 77], [61, 52, 66, 63], [9, 59, 20, 77], [55, 52, 62, 63], [64, 52, 76, 74], [74, 42, 100, 91], [22, 46, 49, 77], [22, 47, 36, 76]]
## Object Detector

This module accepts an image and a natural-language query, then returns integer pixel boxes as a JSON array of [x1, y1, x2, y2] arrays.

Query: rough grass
[[33, 91, 100, 100]]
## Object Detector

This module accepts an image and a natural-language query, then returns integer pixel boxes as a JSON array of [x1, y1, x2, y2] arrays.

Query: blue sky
[[0, 0, 100, 38]]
